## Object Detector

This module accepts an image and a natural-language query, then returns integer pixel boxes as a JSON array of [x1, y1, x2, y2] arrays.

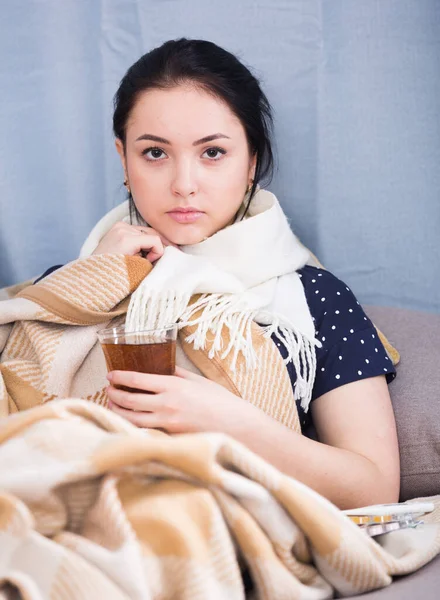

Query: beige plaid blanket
[[0, 254, 439, 598], [0, 255, 302, 430], [1, 400, 439, 599]]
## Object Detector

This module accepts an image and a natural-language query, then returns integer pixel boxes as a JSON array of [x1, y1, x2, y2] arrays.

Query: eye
[[202, 146, 227, 160], [142, 147, 167, 161]]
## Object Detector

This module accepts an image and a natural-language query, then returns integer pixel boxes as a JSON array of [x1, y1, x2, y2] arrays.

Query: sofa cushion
[[345, 553, 440, 599], [365, 306, 440, 501]]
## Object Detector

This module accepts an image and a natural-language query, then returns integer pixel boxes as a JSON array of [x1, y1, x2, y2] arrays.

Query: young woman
[[37, 38, 400, 509]]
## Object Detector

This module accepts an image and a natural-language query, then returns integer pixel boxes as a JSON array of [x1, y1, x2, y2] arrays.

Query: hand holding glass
[[98, 324, 177, 392]]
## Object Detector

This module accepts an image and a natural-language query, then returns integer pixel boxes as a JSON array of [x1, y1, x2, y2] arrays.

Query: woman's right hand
[[91, 222, 177, 263]]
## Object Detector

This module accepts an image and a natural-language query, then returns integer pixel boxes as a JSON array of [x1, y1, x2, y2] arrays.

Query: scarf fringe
[[261, 320, 318, 412], [125, 289, 192, 333], [180, 296, 319, 411], [179, 294, 260, 372], [126, 285, 319, 411], [126, 286, 319, 411]]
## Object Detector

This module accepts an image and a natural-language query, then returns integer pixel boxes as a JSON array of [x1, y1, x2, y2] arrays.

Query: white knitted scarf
[[80, 189, 321, 410]]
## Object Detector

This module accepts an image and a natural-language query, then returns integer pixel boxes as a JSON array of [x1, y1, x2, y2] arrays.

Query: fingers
[[126, 227, 163, 262], [107, 370, 172, 394], [139, 236, 164, 263], [174, 366, 204, 381], [91, 222, 172, 261], [108, 401, 164, 429], [106, 384, 162, 411], [133, 226, 179, 249]]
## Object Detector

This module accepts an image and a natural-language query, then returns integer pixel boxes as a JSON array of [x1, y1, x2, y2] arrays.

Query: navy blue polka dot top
[[35, 264, 396, 435], [274, 265, 396, 433]]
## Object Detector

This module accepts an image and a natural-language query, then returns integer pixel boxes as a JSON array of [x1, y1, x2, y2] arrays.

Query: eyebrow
[[135, 133, 231, 146]]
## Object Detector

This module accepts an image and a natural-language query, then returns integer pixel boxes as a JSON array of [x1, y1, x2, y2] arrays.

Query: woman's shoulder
[[297, 265, 360, 316], [297, 264, 346, 289], [297, 264, 375, 343], [295, 265, 396, 401]]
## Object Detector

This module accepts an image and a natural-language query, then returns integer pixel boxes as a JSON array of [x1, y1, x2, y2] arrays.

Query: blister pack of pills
[[343, 502, 434, 538]]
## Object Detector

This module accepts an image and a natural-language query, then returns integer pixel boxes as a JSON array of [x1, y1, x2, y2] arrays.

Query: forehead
[[126, 84, 244, 141]]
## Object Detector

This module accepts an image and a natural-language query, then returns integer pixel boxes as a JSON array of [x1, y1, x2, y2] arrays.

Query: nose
[[170, 158, 198, 199]]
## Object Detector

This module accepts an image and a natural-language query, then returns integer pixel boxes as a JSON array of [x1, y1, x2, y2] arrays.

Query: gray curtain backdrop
[[1, 0, 439, 313]]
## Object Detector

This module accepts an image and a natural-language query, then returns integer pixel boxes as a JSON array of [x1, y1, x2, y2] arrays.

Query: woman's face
[[116, 84, 256, 245]]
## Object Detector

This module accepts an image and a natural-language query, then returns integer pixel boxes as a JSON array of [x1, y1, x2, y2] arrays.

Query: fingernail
[[106, 372, 113, 382]]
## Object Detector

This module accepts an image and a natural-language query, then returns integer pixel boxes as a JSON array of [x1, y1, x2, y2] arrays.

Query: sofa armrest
[[365, 305, 440, 501]]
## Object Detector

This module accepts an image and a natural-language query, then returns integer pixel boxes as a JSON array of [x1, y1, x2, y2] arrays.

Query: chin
[[163, 223, 213, 246], [172, 228, 208, 246]]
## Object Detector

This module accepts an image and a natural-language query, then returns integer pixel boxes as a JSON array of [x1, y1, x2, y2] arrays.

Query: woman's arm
[[107, 367, 400, 510], [222, 374, 400, 509]]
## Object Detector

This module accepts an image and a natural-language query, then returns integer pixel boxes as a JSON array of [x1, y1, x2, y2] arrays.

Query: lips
[[166, 207, 205, 224]]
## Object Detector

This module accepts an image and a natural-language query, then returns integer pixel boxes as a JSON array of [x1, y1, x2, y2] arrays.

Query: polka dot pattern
[[273, 266, 397, 434]]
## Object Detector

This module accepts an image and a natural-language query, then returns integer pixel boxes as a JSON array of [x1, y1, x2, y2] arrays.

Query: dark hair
[[113, 38, 274, 222]]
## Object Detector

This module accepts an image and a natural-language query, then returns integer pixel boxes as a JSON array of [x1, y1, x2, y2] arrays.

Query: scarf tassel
[[179, 294, 260, 371], [181, 297, 318, 412], [127, 290, 319, 413]]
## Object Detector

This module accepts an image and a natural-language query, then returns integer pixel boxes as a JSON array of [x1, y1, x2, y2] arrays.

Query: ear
[[115, 138, 127, 178], [249, 153, 257, 181]]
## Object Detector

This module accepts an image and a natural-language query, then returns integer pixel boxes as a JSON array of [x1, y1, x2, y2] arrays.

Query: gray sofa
[[344, 305, 440, 599]]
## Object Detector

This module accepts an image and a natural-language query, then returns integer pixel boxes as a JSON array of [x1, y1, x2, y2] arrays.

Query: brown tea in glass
[[98, 324, 177, 393]]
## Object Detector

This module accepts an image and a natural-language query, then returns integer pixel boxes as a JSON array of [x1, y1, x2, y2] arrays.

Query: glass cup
[[98, 324, 178, 392]]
